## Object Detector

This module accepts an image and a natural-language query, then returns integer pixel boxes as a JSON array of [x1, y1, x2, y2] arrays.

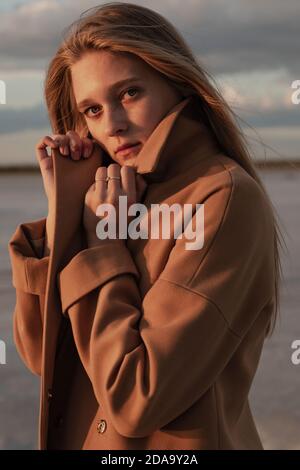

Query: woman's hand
[[83, 163, 147, 247], [35, 130, 95, 254], [35, 130, 95, 206]]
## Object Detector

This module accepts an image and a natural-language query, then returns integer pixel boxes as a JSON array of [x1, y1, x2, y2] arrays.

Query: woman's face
[[70, 49, 184, 167]]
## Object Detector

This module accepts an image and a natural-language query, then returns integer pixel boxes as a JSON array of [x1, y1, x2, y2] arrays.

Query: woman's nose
[[104, 107, 129, 137]]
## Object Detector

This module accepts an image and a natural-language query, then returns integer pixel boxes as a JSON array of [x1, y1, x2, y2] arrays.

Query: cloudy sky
[[0, 0, 299, 166]]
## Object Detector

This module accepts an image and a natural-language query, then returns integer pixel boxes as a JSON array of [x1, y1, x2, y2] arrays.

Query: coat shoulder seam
[[158, 276, 242, 340], [188, 170, 234, 286]]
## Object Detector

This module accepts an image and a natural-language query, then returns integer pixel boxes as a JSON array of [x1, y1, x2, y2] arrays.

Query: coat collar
[[101, 94, 222, 183], [50, 93, 221, 267]]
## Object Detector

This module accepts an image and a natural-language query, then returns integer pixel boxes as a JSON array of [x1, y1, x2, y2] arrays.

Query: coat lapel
[[40, 144, 104, 448]]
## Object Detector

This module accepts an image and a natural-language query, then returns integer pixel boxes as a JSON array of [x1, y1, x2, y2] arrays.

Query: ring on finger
[[106, 176, 121, 181]]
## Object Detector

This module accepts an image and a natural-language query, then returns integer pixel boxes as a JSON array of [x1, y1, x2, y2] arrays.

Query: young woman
[[8, 2, 285, 450]]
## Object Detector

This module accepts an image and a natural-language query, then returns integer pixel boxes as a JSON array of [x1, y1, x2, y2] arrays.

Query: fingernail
[[70, 140, 77, 151], [83, 148, 90, 158]]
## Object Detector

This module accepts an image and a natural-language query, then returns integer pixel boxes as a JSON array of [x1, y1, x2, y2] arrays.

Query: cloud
[[0, 0, 299, 76], [216, 67, 297, 111], [0, 0, 299, 138], [0, 0, 102, 68], [179, 0, 300, 75]]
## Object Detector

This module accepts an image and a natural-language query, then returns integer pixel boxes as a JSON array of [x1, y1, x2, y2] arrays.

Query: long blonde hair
[[44, 1, 286, 337]]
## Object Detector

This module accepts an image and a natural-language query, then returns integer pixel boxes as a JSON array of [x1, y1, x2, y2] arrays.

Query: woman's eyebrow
[[77, 77, 142, 109]]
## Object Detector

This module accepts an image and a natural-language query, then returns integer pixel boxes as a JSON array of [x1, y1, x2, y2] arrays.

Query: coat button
[[47, 389, 53, 401], [97, 419, 107, 434]]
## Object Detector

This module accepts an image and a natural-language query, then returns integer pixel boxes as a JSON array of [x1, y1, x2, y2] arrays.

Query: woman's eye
[[84, 88, 139, 118], [123, 87, 139, 98], [84, 106, 100, 117]]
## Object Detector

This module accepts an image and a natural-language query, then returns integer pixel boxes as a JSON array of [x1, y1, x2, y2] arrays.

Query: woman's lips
[[116, 143, 141, 157]]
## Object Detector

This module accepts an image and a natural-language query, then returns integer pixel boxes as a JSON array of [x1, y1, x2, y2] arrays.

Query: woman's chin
[[118, 156, 138, 168], [116, 147, 142, 167]]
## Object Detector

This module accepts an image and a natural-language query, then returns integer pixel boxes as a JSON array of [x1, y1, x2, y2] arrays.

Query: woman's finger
[[107, 164, 121, 196], [50, 134, 70, 156], [81, 136, 94, 158], [121, 165, 136, 204], [66, 130, 82, 160], [35, 136, 59, 168], [94, 166, 107, 199]]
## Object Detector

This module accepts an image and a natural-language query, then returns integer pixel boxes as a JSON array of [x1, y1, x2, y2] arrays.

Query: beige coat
[[8, 95, 275, 450]]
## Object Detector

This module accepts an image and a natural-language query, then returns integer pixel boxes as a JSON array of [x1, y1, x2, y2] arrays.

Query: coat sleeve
[[57, 176, 274, 438], [8, 217, 50, 376]]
